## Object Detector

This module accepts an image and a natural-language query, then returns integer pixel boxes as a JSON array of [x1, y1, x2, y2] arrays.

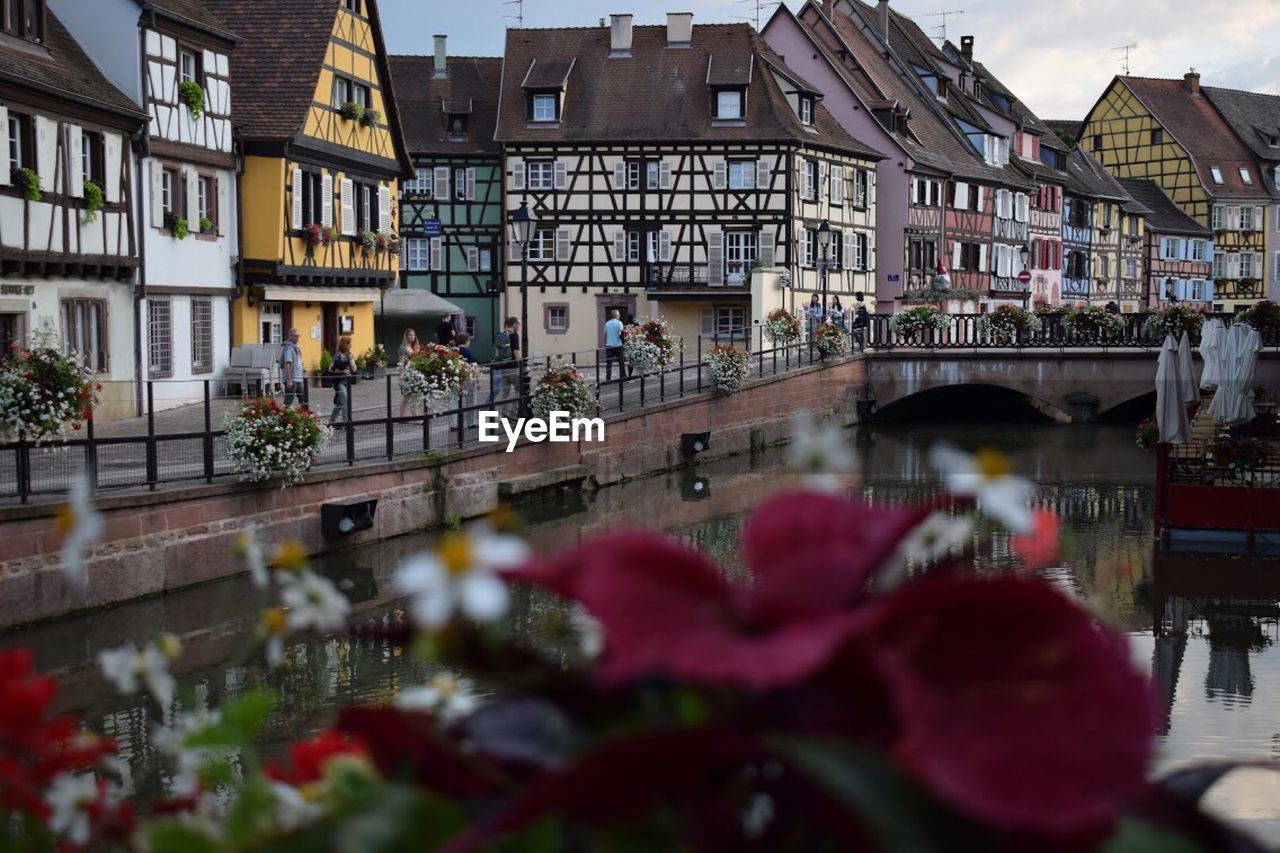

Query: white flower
[[57, 476, 102, 592], [234, 527, 268, 589], [929, 444, 1036, 534], [44, 773, 103, 846], [269, 781, 325, 831], [153, 709, 230, 799], [395, 673, 479, 721], [395, 528, 527, 630], [98, 641, 176, 708], [898, 512, 975, 564], [786, 413, 858, 492], [279, 569, 350, 634], [570, 604, 604, 660]]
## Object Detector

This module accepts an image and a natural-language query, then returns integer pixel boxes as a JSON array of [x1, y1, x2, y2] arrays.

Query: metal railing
[[0, 328, 849, 504]]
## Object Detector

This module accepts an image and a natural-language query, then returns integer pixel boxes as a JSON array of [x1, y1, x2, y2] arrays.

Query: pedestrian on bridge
[[280, 328, 306, 408], [604, 309, 625, 382], [807, 294, 823, 340]]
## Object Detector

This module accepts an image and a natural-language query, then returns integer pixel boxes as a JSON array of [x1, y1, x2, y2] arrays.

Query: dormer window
[[2, 0, 43, 43], [715, 89, 744, 121], [798, 95, 814, 126], [180, 49, 199, 85], [1267, 133, 1280, 148], [1210, 166, 1224, 184], [1239, 167, 1253, 186], [447, 114, 467, 140], [531, 93, 557, 123]]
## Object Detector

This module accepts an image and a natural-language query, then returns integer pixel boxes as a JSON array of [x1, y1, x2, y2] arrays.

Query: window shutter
[[434, 167, 450, 199], [910, 179, 920, 204], [150, 161, 165, 227], [613, 230, 626, 261], [843, 229, 853, 269], [339, 178, 354, 235], [659, 161, 672, 190], [713, 161, 727, 190], [974, 185, 985, 212], [553, 160, 568, 190], [1256, 206, 1265, 230], [953, 182, 968, 210], [556, 228, 571, 262], [217, 175, 230, 236], [399, 241, 407, 270], [831, 165, 844, 204], [707, 230, 724, 286], [186, 167, 200, 226], [378, 185, 391, 231], [758, 229, 774, 267], [510, 160, 525, 191], [612, 161, 625, 190], [465, 168, 476, 200], [951, 242, 962, 270], [466, 247, 479, 272], [290, 167, 303, 229], [659, 230, 672, 262], [978, 243, 988, 273], [35, 116, 56, 192], [320, 173, 333, 227], [756, 158, 770, 190], [0, 107, 7, 185], [430, 237, 443, 271], [65, 125, 84, 198]]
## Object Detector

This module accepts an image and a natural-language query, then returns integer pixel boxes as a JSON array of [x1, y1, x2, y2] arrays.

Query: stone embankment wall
[[0, 357, 866, 629]]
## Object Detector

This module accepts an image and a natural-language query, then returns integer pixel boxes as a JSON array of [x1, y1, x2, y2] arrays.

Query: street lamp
[[1019, 244, 1032, 307], [1165, 277, 1178, 305], [509, 200, 537, 414], [817, 219, 832, 315]]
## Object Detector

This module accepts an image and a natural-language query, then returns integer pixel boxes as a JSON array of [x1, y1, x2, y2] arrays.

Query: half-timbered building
[[205, 0, 412, 369], [390, 41, 503, 359], [1082, 73, 1270, 312], [1120, 179, 1213, 309], [0, 4, 146, 419], [56, 0, 239, 410], [1065, 149, 1147, 311], [495, 15, 882, 357]]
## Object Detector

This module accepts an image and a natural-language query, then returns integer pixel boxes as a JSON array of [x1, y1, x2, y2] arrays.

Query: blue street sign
[[421, 219, 443, 237], [887, 274, 901, 282]]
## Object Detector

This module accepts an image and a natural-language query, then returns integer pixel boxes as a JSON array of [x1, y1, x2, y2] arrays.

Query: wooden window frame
[[526, 160, 555, 192], [81, 130, 105, 188], [178, 47, 202, 85], [713, 88, 745, 121], [544, 303, 569, 335], [60, 298, 108, 373], [196, 173, 216, 230], [147, 297, 173, 379], [799, 96, 814, 126], [161, 167, 182, 219], [529, 92, 558, 123], [2, 0, 43, 43], [7, 111, 32, 174], [190, 296, 214, 375]]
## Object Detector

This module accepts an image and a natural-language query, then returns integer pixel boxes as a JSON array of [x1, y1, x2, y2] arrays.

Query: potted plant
[[359, 108, 381, 127], [1240, 300, 1280, 341], [199, 216, 215, 235], [623, 317, 676, 375], [977, 305, 1042, 345], [531, 363, 597, 418], [356, 229, 377, 257], [705, 343, 750, 393], [890, 305, 951, 343], [811, 321, 849, 359], [12, 167, 40, 202], [1135, 415, 1158, 450], [303, 223, 334, 257], [763, 308, 802, 346], [223, 398, 332, 485], [401, 343, 475, 408], [1142, 304, 1205, 341], [0, 335, 100, 444], [339, 102, 364, 122], [1208, 434, 1272, 482], [165, 212, 190, 240], [357, 344, 389, 378], [81, 181, 104, 224], [178, 80, 204, 120], [1064, 305, 1124, 337]]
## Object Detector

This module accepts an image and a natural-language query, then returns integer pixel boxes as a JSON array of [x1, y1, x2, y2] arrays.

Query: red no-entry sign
[[1018, 270, 1032, 284]]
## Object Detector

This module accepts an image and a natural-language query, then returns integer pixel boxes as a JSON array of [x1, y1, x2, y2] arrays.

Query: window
[[1213, 252, 1226, 278], [1191, 240, 1207, 261], [799, 96, 814, 126], [908, 238, 937, 272], [455, 167, 467, 201], [701, 306, 746, 339], [801, 228, 816, 268], [724, 231, 757, 284], [911, 177, 941, 207], [728, 160, 756, 190], [359, 183, 373, 232], [1091, 134, 1101, 152], [956, 242, 982, 272], [147, 298, 173, 379], [852, 169, 868, 208], [477, 247, 492, 272], [1239, 167, 1253, 186], [354, 84, 371, 110], [191, 297, 213, 374], [1125, 259, 1137, 279], [527, 161, 554, 191], [161, 168, 178, 217], [1101, 204, 1112, 229], [197, 175, 215, 228], [61, 299, 106, 372], [1241, 205, 1256, 230], [1240, 252, 1256, 278], [1150, 128, 1163, 146], [404, 238, 429, 271], [854, 232, 869, 271], [447, 114, 467, 139], [545, 305, 568, 334], [624, 230, 642, 262], [80, 131, 104, 187], [404, 168, 430, 196], [179, 49, 199, 85], [830, 231, 843, 269], [332, 76, 352, 108], [527, 228, 556, 262], [1098, 256, 1109, 279], [2, 0, 42, 42], [7, 112, 31, 174], [342, 0, 360, 12], [646, 160, 660, 191], [802, 159, 818, 201], [625, 160, 641, 191], [298, 171, 323, 225], [1162, 238, 1181, 260], [1127, 215, 1138, 236], [715, 89, 743, 120], [1210, 165, 1224, 184], [531, 94, 557, 122]]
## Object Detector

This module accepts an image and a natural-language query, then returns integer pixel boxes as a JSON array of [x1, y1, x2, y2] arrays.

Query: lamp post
[[1165, 277, 1178, 306], [509, 201, 537, 415], [1019, 243, 1031, 306], [817, 220, 832, 315]]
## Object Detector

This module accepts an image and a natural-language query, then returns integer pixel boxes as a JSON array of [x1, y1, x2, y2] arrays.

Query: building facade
[[495, 16, 881, 358], [207, 0, 412, 371], [390, 44, 503, 359], [0, 4, 146, 419], [1120, 179, 1213, 309], [1082, 73, 1269, 311]]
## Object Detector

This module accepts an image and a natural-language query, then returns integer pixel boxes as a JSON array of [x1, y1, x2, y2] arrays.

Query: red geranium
[[265, 730, 367, 785]]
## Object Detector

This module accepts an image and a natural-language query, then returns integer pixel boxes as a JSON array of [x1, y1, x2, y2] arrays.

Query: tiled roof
[[1202, 86, 1280, 195], [0, 11, 145, 120], [1065, 147, 1133, 203], [494, 22, 883, 158], [1120, 76, 1268, 200], [388, 55, 501, 156], [1043, 120, 1082, 141], [1118, 179, 1211, 236], [149, 0, 237, 43]]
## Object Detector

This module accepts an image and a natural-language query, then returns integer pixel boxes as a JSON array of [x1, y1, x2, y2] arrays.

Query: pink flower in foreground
[[1011, 508, 1061, 569]]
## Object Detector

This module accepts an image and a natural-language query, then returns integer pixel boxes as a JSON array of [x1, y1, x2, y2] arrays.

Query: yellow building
[[1081, 73, 1269, 311], [207, 0, 412, 369]]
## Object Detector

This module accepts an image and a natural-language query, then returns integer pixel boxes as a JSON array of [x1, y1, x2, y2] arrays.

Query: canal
[[3, 419, 1278, 845]]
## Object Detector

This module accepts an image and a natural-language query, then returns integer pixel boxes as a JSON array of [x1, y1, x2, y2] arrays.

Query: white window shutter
[[290, 167, 303, 229], [951, 242, 962, 270], [757, 158, 770, 190], [378, 185, 391, 231], [831, 165, 844, 204], [150, 160, 164, 226], [659, 161, 672, 190], [707, 230, 724, 286], [65, 125, 84, 198], [467, 247, 479, 271], [216, 174, 230, 236], [978, 243, 989, 273], [1256, 206, 1265, 229], [844, 229, 853, 269], [659, 230, 671, 262], [430, 237, 443, 271], [510, 160, 525, 191], [713, 161, 727, 190], [613, 230, 626, 261], [910, 179, 920, 204], [0, 107, 7, 185], [35, 116, 56, 192], [434, 166, 450, 199], [612, 161, 625, 190], [953, 182, 968, 210], [320, 173, 333, 227], [556, 228, 571, 262], [758, 229, 774, 267], [465, 168, 476, 200], [974, 185, 985, 212], [553, 160, 568, 191], [186, 167, 199, 225], [339, 178, 354, 235]]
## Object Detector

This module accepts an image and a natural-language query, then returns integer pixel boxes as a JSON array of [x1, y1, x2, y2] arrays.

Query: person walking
[[398, 328, 420, 418], [603, 309, 625, 382], [435, 315, 456, 346], [806, 294, 823, 340], [280, 327, 305, 408], [454, 332, 480, 429], [328, 336, 356, 423], [829, 296, 846, 331], [486, 317, 521, 405], [851, 299, 870, 352]]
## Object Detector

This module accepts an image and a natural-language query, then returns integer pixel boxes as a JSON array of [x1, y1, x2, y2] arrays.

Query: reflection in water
[[2, 423, 1279, 843]]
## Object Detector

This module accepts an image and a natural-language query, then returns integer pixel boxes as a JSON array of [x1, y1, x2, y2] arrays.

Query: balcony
[[989, 277, 1031, 295]]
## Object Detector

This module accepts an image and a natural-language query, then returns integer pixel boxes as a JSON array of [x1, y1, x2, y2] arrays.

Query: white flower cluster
[[763, 310, 802, 345], [890, 307, 951, 337], [706, 346, 750, 394], [978, 308, 1042, 343], [224, 405, 333, 485], [530, 366, 597, 419], [1065, 305, 1126, 336], [400, 355, 475, 408], [0, 348, 96, 444], [622, 318, 676, 375], [812, 324, 850, 358]]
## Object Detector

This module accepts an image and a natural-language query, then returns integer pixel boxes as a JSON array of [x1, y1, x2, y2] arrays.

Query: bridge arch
[[874, 383, 1072, 423]]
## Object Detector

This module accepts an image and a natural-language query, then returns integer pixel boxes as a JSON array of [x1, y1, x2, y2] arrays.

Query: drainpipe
[[233, 135, 246, 350], [132, 8, 156, 417]]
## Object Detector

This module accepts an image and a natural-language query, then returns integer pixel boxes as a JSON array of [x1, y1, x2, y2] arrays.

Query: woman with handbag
[[329, 336, 357, 424]]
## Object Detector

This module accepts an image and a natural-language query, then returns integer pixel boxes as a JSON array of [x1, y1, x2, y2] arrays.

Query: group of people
[[807, 294, 871, 350]]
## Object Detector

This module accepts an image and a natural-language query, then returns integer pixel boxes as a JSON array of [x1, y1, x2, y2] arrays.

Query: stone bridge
[[864, 349, 1280, 422]]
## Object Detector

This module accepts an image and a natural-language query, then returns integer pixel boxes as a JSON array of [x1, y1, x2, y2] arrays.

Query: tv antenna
[[1112, 44, 1137, 75], [504, 0, 523, 28], [733, 0, 781, 30], [917, 10, 964, 42]]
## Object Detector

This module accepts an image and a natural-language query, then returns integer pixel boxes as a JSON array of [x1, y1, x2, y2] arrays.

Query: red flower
[[265, 730, 367, 785], [1011, 508, 1060, 569]]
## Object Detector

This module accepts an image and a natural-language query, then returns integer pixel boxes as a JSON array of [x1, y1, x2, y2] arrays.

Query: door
[[0, 313, 23, 361], [322, 303, 338, 354], [259, 302, 282, 345], [597, 299, 636, 349]]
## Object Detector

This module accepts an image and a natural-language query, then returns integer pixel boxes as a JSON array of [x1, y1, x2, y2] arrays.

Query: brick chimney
[[1184, 69, 1201, 95], [610, 14, 634, 57], [433, 35, 447, 79], [666, 12, 692, 47], [961, 35, 974, 62], [878, 0, 889, 41]]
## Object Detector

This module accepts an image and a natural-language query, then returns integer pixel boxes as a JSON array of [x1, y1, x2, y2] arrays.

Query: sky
[[379, 0, 1280, 120]]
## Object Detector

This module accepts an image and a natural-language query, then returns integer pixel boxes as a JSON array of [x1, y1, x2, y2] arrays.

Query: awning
[[379, 287, 463, 316], [261, 285, 382, 304]]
